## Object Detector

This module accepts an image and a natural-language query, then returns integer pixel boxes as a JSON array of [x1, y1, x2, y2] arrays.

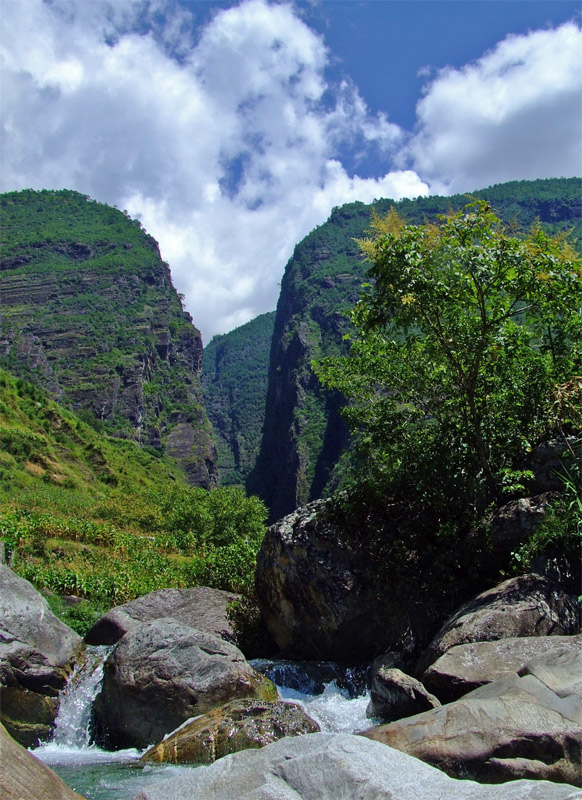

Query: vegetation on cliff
[[203, 312, 276, 487], [250, 178, 582, 522], [0, 368, 267, 633], [0, 189, 216, 487]]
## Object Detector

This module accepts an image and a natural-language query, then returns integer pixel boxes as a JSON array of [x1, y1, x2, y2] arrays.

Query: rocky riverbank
[[1, 511, 581, 798]]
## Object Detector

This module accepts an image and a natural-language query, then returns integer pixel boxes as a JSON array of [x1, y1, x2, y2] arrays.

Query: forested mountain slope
[[248, 177, 582, 522], [0, 189, 216, 487], [203, 312, 276, 487]]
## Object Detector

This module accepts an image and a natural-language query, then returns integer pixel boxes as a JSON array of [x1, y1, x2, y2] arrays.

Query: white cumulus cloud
[[405, 22, 582, 194]]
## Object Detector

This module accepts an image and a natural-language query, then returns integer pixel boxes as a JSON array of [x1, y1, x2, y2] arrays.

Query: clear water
[[31, 654, 372, 800]]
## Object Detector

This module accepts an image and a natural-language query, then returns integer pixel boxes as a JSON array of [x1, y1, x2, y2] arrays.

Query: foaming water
[[278, 680, 373, 733], [29, 652, 374, 798], [30, 644, 192, 800], [250, 659, 375, 733]]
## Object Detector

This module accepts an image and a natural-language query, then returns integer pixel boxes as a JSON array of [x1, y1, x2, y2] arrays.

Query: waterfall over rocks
[[51, 646, 111, 749]]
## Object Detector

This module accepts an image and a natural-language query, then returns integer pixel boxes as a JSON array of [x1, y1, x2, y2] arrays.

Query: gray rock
[[0, 685, 59, 749], [0, 565, 83, 693], [255, 500, 410, 660], [367, 667, 440, 721], [423, 635, 582, 703], [84, 585, 241, 645], [363, 647, 582, 785], [130, 732, 581, 800], [0, 565, 83, 745], [522, 438, 577, 494], [416, 573, 580, 675], [92, 619, 277, 749], [520, 643, 582, 699], [468, 493, 555, 565], [141, 699, 320, 764], [0, 721, 86, 800]]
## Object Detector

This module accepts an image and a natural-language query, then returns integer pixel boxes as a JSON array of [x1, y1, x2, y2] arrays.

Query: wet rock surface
[[141, 698, 319, 764], [0, 722, 86, 800]]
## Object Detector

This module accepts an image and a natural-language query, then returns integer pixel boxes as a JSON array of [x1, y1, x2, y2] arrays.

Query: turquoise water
[[34, 745, 195, 800]]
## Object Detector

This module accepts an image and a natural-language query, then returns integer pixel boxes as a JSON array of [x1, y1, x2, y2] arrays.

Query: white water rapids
[[31, 648, 373, 800]]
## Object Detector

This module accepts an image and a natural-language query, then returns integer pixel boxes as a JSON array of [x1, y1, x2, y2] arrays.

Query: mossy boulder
[[141, 699, 319, 764]]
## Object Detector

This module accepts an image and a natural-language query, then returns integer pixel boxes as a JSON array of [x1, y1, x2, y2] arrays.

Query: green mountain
[[248, 177, 582, 521], [203, 312, 276, 487], [0, 189, 216, 487]]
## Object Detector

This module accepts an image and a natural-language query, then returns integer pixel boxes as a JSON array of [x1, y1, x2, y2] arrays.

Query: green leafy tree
[[316, 202, 582, 519]]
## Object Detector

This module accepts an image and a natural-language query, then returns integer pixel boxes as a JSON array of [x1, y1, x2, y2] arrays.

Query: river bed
[[31, 649, 373, 800]]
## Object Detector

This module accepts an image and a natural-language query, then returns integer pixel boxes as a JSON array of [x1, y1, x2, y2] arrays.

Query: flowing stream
[[31, 649, 373, 800]]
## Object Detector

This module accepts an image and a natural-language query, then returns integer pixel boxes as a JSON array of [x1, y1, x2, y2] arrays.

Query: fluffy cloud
[[405, 22, 582, 194], [0, 0, 424, 341], [1, 1, 579, 341]]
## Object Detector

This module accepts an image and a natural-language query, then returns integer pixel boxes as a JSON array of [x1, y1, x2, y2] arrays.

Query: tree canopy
[[315, 201, 582, 520]]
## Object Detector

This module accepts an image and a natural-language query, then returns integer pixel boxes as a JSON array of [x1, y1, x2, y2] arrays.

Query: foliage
[[316, 202, 582, 524], [0, 369, 267, 609], [512, 439, 582, 585], [45, 594, 107, 637]]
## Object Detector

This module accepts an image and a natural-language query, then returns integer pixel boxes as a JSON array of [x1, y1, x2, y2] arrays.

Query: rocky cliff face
[[0, 189, 217, 487], [203, 312, 275, 487], [249, 178, 582, 522]]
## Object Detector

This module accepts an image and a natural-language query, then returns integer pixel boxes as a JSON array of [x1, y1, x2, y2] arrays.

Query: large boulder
[[423, 634, 582, 703], [363, 646, 582, 785], [416, 573, 580, 675], [92, 619, 277, 749], [255, 500, 410, 660], [131, 732, 579, 800], [367, 667, 440, 721], [85, 586, 241, 646], [0, 722, 86, 800], [0, 565, 83, 745], [141, 699, 320, 764]]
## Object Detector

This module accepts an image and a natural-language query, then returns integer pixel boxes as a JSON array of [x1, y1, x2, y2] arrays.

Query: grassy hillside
[[0, 369, 266, 632]]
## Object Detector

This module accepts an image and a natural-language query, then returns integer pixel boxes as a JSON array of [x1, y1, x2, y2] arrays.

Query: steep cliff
[[203, 312, 275, 487], [249, 178, 582, 522], [0, 189, 217, 487]]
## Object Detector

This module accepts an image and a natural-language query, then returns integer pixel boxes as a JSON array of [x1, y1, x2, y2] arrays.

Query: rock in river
[[0, 564, 83, 746], [92, 619, 277, 749], [141, 698, 319, 764], [85, 585, 241, 646], [131, 732, 580, 800]]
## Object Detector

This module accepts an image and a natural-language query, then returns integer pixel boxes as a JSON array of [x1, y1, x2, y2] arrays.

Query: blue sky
[[1, 0, 580, 342]]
